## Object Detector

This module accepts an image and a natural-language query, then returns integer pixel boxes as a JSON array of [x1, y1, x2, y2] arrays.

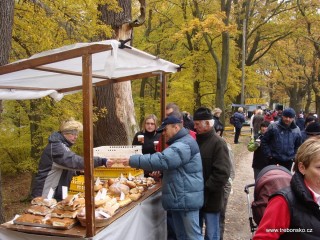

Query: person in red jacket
[[253, 136, 320, 240]]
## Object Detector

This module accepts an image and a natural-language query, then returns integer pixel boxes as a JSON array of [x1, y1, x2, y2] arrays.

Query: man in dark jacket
[[261, 108, 302, 171], [120, 115, 204, 240], [233, 107, 246, 144], [193, 107, 231, 240], [31, 119, 108, 201]]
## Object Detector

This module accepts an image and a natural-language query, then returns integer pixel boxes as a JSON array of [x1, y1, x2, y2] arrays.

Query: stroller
[[244, 165, 292, 239]]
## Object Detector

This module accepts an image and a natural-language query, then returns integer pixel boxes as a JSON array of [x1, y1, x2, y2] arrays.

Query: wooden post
[[82, 53, 95, 237], [160, 72, 166, 151]]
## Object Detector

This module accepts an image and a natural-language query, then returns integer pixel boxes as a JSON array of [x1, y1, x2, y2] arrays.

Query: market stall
[[0, 40, 180, 238], [0, 184, 164, 240]]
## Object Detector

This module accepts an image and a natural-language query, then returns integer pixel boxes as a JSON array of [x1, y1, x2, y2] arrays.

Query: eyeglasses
[[146, 122, 155, 125], [63, 130, 79, 136]]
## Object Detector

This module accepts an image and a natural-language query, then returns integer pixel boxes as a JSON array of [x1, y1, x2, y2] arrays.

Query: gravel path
[[223, 129, 255, 240]]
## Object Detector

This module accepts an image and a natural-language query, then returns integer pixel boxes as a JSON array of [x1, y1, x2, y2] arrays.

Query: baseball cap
[[156, 116, 182, 132]]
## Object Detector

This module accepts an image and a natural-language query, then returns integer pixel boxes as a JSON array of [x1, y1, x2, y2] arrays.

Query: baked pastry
[[27, 205, 52, 216], [109, 183, 129, 196], [48, 217, 77, 227], [61, 194, 78, 206], [15, 213, 45, 224], [129, 193, 142, 201], [31, 197, 57, 207], [51, 208, 80, 219], [57, 198, 85, 211], [118, 197, 132, 208], [126, 180, 136, 189], [94, 184, 103, 192], [95, 199, 107, 208]]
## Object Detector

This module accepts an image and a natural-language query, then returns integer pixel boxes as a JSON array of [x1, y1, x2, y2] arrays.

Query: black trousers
[[268, 158, 293, 171], [234, 127, 241, 143]]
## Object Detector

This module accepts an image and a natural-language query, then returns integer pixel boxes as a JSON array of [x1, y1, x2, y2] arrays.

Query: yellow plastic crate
[[69, 175, 85, 193], [69, 168, 144, 193], [94, 167, 144, 179]]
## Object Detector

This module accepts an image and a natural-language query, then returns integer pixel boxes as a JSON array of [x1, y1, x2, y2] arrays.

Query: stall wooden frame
[[0, 41, 179, 237]]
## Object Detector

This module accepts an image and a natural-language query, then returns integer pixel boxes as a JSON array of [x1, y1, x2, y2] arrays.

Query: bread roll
[[48, 217, 77, 227], [27, 205, 52, 216], [15, 213, 45, 224], [109, 183, 129, 196], [31, 197, 57, 207], [129, 193, 142, 201], [126, 180, 136, 189], [51, 208, 80, 218], [118, 197, 132, 208]]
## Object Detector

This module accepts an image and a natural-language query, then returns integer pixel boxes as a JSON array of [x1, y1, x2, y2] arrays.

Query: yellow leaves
[[173, 12, 237, 43]]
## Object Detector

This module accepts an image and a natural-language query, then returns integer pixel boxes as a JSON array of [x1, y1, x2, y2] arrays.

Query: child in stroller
[[244, 165, 292, 239]]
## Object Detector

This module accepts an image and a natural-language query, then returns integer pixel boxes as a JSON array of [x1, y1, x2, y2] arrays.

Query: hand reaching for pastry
[[121, 158, 130, 167], [106, 159, 114, 168], [149, 171, 162, 178]]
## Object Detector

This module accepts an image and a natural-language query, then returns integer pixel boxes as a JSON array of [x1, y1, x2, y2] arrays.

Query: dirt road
[[224, 129, 255, 240]]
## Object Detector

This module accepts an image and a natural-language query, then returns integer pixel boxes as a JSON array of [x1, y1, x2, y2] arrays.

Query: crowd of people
[[123, 103, 233, 240], [31, 103, 320, 240], [246, 106, 320, 240]]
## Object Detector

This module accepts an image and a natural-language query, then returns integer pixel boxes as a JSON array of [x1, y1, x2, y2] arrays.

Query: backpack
[[251, 165, 292, 225], [230, 115, 235, 125]]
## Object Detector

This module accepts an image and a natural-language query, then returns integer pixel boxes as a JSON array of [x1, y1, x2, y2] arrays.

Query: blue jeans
[[171, 210, 203, 240], [200, 211, 220, 240]]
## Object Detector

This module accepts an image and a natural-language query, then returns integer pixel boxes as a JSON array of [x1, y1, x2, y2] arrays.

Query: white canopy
[[0, 40, 180, 100]]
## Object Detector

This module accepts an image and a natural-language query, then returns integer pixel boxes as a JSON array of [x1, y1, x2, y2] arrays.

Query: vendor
[[31, 118, 109, 201]]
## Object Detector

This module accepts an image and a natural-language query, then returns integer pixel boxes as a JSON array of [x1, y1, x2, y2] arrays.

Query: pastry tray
[[13, 220, 78, 230]]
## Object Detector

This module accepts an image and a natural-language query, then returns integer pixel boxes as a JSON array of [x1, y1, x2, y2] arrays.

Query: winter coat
[[196, 129, 231, 212], [233, 111, 245, 129], [247, 133, 268, 170], [31, 132, 105, 201], [261, 119, 302, 162], [295, 117, 305, 131], [132, 130, 161, 154], [213, 115, 224, 136], [252, 114, 264, 136], [129, 127, 204, 211], [273, 171, 320, 240]]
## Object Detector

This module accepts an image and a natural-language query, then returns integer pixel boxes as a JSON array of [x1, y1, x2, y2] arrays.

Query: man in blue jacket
[[120, 116, 204, 240], [261, 108, 302, 171]]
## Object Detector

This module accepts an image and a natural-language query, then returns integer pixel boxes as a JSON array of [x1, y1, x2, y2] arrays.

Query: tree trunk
[[93, 83, 136, 145], [94, 0, 146, 146], [216, 30, 230, 125], [0, 0, 14, 224]]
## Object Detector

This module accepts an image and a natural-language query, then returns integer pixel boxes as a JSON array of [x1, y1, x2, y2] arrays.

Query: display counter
[[0, 183, 166, 240]]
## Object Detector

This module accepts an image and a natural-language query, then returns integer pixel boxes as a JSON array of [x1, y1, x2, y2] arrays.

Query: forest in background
[[0, 0, 319, 221]]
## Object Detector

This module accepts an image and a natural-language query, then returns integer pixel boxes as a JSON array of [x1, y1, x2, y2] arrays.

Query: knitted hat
[[305, 122, 320, 136], [282, 108, 296, 118], [193, 107, 214, 121], [156, 116, 182, 132]]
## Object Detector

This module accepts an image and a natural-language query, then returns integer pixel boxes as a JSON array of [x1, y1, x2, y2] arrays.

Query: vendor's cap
[[282, 108, 296, 118], [60, 119, 83, 133], [305, 122, 320, 136], [156, 116, 182, 132], [193, 107, 214, 121]]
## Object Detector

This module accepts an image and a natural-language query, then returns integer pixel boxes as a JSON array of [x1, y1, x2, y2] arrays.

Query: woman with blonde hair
[[31, 118, 108, 201], [253, 136, 320, 239], [132, 114, 161, 176], [213, 107, 224, 137]]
